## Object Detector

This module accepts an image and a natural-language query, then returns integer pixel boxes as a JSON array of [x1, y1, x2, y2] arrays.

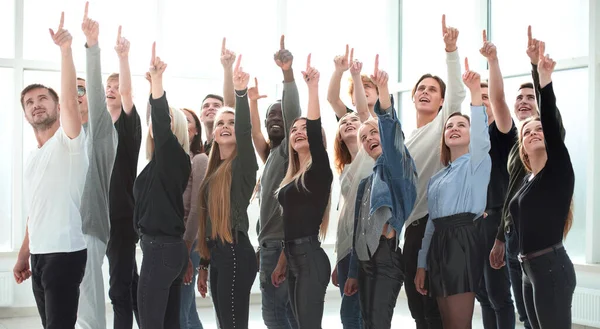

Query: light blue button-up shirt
[[417, 105, 491, 269]]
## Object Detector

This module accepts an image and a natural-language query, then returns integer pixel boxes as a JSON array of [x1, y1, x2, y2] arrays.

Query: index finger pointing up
[[221, 37, 227, 53], [464, 57, 470, 72], [254, 77, 259, 87], [349, 48, 354, 63], [151, 42, 156, 64], [344, 44, 349, 60], [235, 54, 242, 71], [482, 29, 487, 43], [441, 14, 447, 34], [527, 25, 533, 45], [306, 53, 312, 70], [374, 54, 379, 75], [538, 41, 545, 58], [59, 12, 65, 30], [83, 2, 89, 20], [280, 35, 285, 50], [117, 26, 122, 43]]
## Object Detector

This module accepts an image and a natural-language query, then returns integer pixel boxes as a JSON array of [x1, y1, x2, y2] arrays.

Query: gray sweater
[[80, 43, 119, 243]]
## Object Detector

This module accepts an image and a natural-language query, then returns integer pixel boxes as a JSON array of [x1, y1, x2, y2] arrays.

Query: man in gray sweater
[[77, 5, 118, 329]]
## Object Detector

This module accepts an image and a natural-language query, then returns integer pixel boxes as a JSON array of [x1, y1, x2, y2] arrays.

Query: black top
[[203, 92, 258, 239], [109, 105, 142, 225], [203, 138, 213, 156], [508, 82, 574, 255], [486, 121, 517, 210], [496, 64, 566, 241], [335, 106, 354, 121], [278, 117, 333, 241], [133, 93, 191, 238]]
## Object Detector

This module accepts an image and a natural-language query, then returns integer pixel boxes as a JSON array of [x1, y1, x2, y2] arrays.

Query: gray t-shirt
[[258, 81, 301, 244], [80, 44, 118, 243]]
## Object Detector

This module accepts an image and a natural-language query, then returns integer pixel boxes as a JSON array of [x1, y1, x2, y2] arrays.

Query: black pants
[[107, 219, 140, 329], [209, 233, 258, 329], [521, 246, 576, 329], [475, 209, 516, 329], [138, 235, 188, 329], [506, 226, 532, 329], [403, 214, 443, 329], [358, 236, 404, 329], [285, 236, 331, 329], [31, 249, 87, 329]]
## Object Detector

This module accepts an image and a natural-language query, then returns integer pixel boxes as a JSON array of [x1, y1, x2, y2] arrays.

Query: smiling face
[[201, 97, 223, 126], [521, 119, 545, 156], [213, 111, 235, 146], [265, 103, 284, 141], [444, 114, 471, 149], [413, 77, 445, 115], [105, 77, 122, 109], [289, 118, 309, 153], [77, 79, 88, 122], [182, 109, 198, 144], [338, 113, 361, 144], [514, 87, 537, 121], [22, 87, 59, 131], [359, 121, 382, 159]]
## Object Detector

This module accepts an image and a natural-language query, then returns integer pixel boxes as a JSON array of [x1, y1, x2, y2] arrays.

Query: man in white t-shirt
[[13, 13, 89, 329]]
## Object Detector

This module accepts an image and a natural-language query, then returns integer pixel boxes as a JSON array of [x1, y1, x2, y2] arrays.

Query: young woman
[[134, 43, 192, 329], [180, 108, 208, 329], [196, 55, 258, 329], [414, 59, 491, 329], [271, 55, 333, 329], [509, 44, 575, 329], [343, 58, 418, 329], [332, 59, 375, 329]]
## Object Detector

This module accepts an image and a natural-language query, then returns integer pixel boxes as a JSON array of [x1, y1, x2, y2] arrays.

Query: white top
[[24, 127, 89, 254]]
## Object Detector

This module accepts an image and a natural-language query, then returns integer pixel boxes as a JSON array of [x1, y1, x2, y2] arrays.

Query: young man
[[14, 13, 88, 329], [105, 26, 143, 329], [77, 5, 119, 329], [200, 93, 224, 155]]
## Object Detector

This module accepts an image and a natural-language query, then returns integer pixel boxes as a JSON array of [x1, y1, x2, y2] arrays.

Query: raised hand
[[81, 2, 99, 47], [527, 26, 541, 65], [149, 42, 167, 78], [462, 57, 481, 91], [220, 37, 236, 69], [248, 77, 267, 102], [233, 54, 250, 90], [49, 12, 72, 51], [369, 54, 388, 88], [479, 30, 497, 61], [441, 14, 459, 52], [333, 44, 353, 73], [302, 54, 320, 88], [114, 26, 131, 59], [537, 41, 556, 88], [274, 35, 294, 71], [145, 72, 152, 84]]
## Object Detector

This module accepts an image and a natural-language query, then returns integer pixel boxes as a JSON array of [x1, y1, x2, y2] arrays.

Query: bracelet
[[235, 89, 248, 98], [196, 265, 209, 271]]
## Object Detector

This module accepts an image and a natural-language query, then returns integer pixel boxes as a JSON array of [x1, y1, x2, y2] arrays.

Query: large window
[[0, 0, 15, 58], [0, 68, 14, 251]]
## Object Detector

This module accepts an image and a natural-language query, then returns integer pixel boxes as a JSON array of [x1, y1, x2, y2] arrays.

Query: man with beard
[[249, 35, 301, 329]]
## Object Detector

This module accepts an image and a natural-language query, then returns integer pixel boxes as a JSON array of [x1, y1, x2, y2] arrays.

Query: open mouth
[[419, 97, 430, 103], [270, 124, 282, 130], [106, 96, 117, 100], [32, 109, 45, 117], [450, 134, 461, 139], [220, 131, 232, 137], [530, 137, 542, 143], [344, 126, 356, 133], [518, 107, 531, 112], [294, 136, 306, 143], [368, 142, 380, 150]]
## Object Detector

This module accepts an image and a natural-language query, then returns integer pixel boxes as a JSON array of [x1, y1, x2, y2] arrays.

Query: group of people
[[13, 3, 576, 329]]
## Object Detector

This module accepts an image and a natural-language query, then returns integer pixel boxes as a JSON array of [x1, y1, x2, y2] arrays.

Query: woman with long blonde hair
[[196, 55, 258, 329], [270, 55, 333, 329]]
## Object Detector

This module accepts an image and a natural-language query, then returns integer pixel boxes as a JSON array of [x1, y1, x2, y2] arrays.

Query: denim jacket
[[348, 96, 418, 278]]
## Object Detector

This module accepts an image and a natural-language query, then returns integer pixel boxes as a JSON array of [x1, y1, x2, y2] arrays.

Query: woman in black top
[[271, 55, 334, 329], [133, 43, 192, 329], [196, 54, 258, 329], [509, 43, 575, 329]]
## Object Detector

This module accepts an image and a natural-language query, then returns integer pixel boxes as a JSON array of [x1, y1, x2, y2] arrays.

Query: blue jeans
[[259, 240, 298, 329], [179, 241, 203, 329], [475, 210, 515, 329], [505, 227, 532, 329], [336, 254, 362, 329]]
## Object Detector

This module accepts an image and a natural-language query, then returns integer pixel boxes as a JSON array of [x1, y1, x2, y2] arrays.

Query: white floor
[[0, 295, 525, 329]]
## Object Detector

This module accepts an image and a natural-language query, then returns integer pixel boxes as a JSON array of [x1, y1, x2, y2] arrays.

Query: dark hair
[[202, 94, 224, 105], [20, 84, 59, 109], [440, 112, 471, 166], [181, 108, 204, 155], [265, 100, 282, 119], [77, 77, 86, 81], [519, 82, 534, 90], [412, 74, 447, 111], [480, 81, 489, 88]]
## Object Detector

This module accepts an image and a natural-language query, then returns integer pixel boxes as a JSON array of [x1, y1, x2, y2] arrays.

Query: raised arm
[[232, 55, 258, 170], [275, 36, 302, 137], [51, 12, 81, 139], [148, 42, 174, 156], [303, 55, 330, 171], [145, 73, 152, 125], [115, 26, 134, 115], [480, 30, 513, 133], [248, 78, 269, 163], [327, 45, 352, 119], [463, 58, 491, 168], [440, 15, 466, 121], [221, 37, 236, 107], [349, 57, 371, 122]]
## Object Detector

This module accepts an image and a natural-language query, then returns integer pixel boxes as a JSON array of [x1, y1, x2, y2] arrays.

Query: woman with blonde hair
[[134, 43, 191, 329], [271, 55, 333, 328], [509, 44, 575, 329], [196, 55, 258, 329]]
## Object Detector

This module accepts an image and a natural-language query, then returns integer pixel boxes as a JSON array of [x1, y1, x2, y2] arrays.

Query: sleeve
[[234, 92, 259, 173], [115, 104, 143, 160], [335, 107, 355, 122], [539, 83, 571, 168], [417, 217, 435, 269], [57, 126, 86, 153], [374, 96, 409, 179], [469, 105, 491, 171], [532, 64, 566, 141], [306, 118, 333, 180], [439, 50, 467, 123], [347, 180, 364, 279], [149, 92, 181, 163], [85, 43, 117, 143], [282, 81, 302, 137], [184, 154, 209, 243]]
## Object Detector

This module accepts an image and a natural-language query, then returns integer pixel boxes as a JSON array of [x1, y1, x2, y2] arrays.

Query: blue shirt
[[417, 105, 491, 269]]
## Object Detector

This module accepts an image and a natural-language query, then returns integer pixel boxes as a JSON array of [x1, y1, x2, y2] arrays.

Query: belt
[[284, 235, 320, 248], [518, 243, 564, 263]]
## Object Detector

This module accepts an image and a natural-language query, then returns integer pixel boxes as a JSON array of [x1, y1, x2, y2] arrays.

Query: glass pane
[[24, 0, 157, 75], [0, 68, 14, 251], [402, 0, 485, 84], [491, 0, 589, 75], [0, 0, 15, 58]]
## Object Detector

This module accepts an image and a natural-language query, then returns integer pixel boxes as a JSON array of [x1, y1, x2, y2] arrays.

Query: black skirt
[[427, 212, 483, 298]]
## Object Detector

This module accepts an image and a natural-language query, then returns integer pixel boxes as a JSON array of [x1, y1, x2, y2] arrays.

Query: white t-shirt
[[24, 127, 89, 254]]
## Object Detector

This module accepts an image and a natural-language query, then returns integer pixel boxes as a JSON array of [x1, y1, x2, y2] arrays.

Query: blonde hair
[[358, 117, 380, 150], [518, 116, 573, 239], [348, 74, 378, 99], [146, 107, 190, 160], [334, 112, 358, 174], [276, 117, 331, 240], [197, 108, 236, 258]]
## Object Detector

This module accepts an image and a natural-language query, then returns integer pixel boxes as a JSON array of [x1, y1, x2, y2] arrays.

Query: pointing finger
[[59, 12, 65, 30], [83, 2, 89, 20], [235, 54, 242, 72], [280, 35, 285, 50], [344, 44, 349, 59], [221, 37, 226, 53], [254, 77, 258, 88], [151, 42, 156, 64], [374, 54, 379, 75], [441, 14, 447, 34], [117, 26, 122, 43], [482, 29, 487, 43], [306, 53, 311, 70], [527, 25, 533, 45], [538, 41, 545, 58], [349, 48, 354, 63], [464, 57, 470, 72]]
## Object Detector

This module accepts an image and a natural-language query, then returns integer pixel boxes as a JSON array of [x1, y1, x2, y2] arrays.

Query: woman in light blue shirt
[[414, 59, 491, 329]]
